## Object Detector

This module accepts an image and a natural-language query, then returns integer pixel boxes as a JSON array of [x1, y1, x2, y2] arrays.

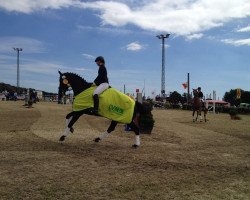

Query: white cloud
[[0, 55, 15, 63], [236, 25, 250, 32], [0, 0, 77, 14], [77, 0, 250, 36], [23, 61, 61, 74], [221, 38, 250, 46], [0, 52, 93, 92], [0, 52, 64, 74], [77, 25, 133, 35], [126, 41, 144, 51], [186, 33, 204, 41], [159, 44, 170, 49], [1, 0, 250, 37], [98, 27, 133, 35], [82, 53, 95, 60], [0, 37, 46, 53]]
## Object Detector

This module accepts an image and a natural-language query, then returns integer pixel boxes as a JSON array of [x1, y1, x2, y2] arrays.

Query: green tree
[[224, 89, 237, 106], [169, 91, 182, 104], [223, 89, 250, 106], [241, 91, 250, 103], [182, 92, 192, 104]]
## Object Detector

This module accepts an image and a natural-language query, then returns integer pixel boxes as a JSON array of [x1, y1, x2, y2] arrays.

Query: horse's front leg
[[192, 110, 196, 122], [65, 112, 74, 133], [204, 109, 207, 122], [59, 111, 83, 142], [199, 109, 203, 122], [94, 120, 118, 142], [196, 111, 199, 121]]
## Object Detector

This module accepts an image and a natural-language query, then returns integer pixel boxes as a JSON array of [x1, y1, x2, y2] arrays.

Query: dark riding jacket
[[94, 65, 109, 86], [198, 91, 203, 98]]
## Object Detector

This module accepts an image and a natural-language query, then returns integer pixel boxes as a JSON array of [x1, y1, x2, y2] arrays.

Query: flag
[[236, 88, 241, 99], [182, 82, 188, 89]]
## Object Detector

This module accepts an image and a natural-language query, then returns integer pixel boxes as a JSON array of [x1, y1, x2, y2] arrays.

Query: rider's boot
[[93, 94, 99, 115]]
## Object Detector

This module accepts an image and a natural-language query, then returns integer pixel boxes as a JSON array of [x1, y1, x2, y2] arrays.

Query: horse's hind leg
[[60, 111, 83, 142], [204, 110, 207, 122], [94, 120, 118, 142], [129, 122, 140, 148]]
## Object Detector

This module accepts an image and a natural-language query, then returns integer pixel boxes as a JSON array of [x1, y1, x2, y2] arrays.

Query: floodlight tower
[[13, 47, 23, 93], [156, 34, 170, 97]]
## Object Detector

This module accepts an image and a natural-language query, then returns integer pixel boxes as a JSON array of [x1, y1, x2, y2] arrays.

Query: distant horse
[[58, 71, 148, 148], [192, 89, 207, 122]]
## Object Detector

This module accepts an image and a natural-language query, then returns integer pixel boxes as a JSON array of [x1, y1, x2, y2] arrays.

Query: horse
[[192, 89, 208, 122], [58, 71, 147, 148]]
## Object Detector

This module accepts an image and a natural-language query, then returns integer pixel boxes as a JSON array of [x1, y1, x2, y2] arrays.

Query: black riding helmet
[[95, 56, 105, 64]]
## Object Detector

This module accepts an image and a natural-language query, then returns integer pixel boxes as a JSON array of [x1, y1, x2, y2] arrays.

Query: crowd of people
[[0, 90, 18, 101], [0, 89, 38, 103]]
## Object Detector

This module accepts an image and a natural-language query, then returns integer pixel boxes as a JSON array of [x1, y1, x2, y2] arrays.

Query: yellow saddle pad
[[73, 86, 135, 124]]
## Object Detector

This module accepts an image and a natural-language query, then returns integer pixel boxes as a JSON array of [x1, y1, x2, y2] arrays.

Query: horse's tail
[[135, 101, 154, 132], [135, 101, 152, 115], [135, 101, 143, 114]]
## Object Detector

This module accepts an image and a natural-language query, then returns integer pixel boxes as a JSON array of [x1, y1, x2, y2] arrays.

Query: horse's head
[[58, 71, 92, 97], [58, 71, 70, 97], [193, 89, 199, 98]]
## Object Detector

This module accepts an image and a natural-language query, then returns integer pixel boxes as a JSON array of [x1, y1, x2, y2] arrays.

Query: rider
[[197, 87, 203, 99], [197, 87, 205, 107], [92, 56, 109, 115]]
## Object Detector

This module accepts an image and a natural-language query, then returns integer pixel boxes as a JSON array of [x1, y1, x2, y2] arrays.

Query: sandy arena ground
[[0, 101, 249, 200]]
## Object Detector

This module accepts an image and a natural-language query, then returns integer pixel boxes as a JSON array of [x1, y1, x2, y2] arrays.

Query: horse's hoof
[[70, 127, 74, 133], [59, 136, 66, 141], [132, 144, 139, 148], [94, 137, 101, 143]]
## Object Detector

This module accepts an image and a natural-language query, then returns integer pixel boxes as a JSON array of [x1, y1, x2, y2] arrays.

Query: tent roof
[[205, 100, 229, 104]]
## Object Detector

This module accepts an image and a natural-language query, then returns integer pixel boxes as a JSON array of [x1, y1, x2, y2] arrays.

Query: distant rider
[[197, 87, 205, 107], [197, 87, 203, 99]]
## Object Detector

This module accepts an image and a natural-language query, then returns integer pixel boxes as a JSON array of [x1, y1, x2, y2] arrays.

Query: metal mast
[[156, 34, 170, 97], [13, 47, 23, 93]]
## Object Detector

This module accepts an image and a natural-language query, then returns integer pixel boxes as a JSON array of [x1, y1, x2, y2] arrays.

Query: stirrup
[[93, 109, 98, 115], [89, 108, 99, 116]]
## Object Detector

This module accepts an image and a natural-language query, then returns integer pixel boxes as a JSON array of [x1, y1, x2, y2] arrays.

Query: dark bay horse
[[192, 89, 207, 122], [58, 71, 147, 148]]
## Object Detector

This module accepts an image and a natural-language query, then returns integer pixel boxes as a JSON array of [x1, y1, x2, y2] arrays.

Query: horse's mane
[[64, 72, 89, 84], [59, 71, 92, 96]]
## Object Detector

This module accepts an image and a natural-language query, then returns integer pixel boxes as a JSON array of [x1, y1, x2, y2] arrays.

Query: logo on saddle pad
[[108, 104, 124, 115]]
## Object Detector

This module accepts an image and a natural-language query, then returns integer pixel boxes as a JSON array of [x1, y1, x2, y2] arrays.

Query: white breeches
[[93, 83, 109, 95]]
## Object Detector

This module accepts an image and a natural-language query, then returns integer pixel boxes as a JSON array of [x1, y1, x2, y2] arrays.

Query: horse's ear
[[58, 71, 62, 76]]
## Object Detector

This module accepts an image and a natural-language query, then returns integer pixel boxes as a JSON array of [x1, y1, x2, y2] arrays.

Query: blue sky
[[0, 0, 249, 99]]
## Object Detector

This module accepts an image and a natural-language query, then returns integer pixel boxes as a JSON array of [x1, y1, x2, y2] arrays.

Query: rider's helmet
[[198, 87, 201, 91], [95, 56, 105, 64]]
